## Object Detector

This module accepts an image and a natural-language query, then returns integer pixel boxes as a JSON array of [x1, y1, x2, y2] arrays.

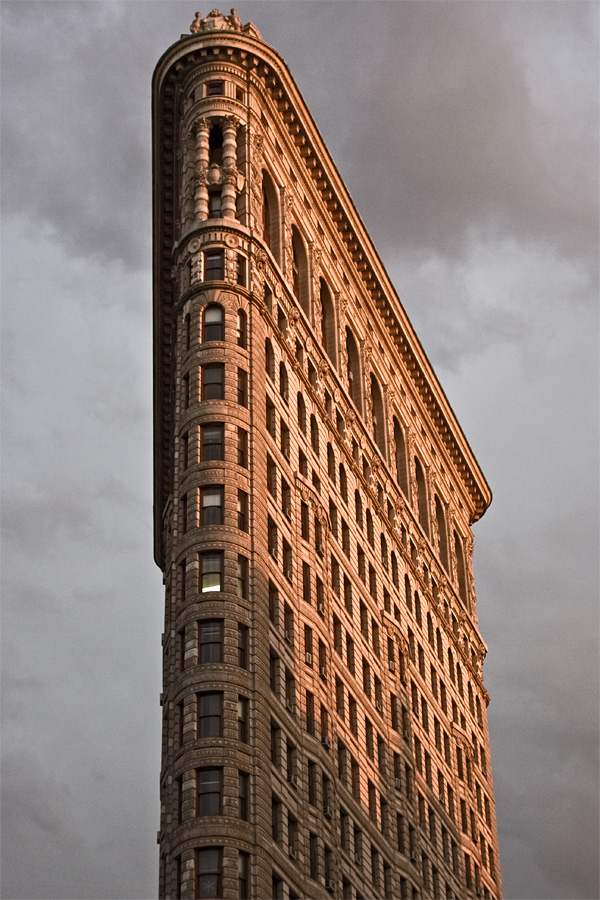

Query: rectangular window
[[198, 693, 223, 738], [206, 80, 224, 96], [196, 847, 222, 899], [204, 249, 224, 281], [281, 478, 291, 518], [237, 367, 248, 406], [237, 427, 248, 467], [344, 576, 352, 615], [237, 490, 249, 531], [268, 580, 278, 624], [199, 620, 223, 663], [200, 551, 223, 593], [280, 420, 290, 459], [238, 851, 249, 900], [236, 254, 247, 287], [237, 623, 249, 668], [238, 771, 250, 821], [201, 485, 224, 525], [238, 696, 249, 742], [301, 502, 309, 540], [202, 363, 224, 400], [201, 423, 224, 461], [197, 768, 222, 816]]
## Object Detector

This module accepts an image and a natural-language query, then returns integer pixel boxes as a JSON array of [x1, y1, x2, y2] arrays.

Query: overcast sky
[[1, 3, 598, 899]]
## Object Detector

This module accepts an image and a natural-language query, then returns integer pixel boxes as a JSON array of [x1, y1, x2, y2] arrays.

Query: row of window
[[175, 692, 249, 744], [179, 552, 248, 599], [169, 847, 249, 900], [178, 620, 249, 670], [180, 486, 248, 531]]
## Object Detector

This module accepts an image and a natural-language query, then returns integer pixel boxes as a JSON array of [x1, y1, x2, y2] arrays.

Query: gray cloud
[[1, 3, 598, 899]]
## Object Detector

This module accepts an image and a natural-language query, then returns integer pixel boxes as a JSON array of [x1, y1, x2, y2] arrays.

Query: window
[[238, 696, 249, 742], [206, 80, 224, 95], [339, 464, 347, 502], [204, 249, 224, 281], [199, 620, 223, 663], [237, 309, 247, 348], [237, 852, 249, 900], [202, 364, 224, 400], [196, 847, 222, 899], [201, 423, 224, 461], [200, 551, 223, 593], [237, 368, 248, 406], [414, 457, 429, 536], [198, 693, 222, 738], [280, 419, 290, 459], [237, 427, 248, 467], [238, 771, 250, 821], [236, 254, 247, 286], [345, 328, 362, 412], [201, 485, 224, 526], [279, 362, 288, 402], [237, 490, 248, 531], [238, 624, 249, 668], [310, 415, 319, 455], [370, 373, 385, 453], [297, 392, 307, 434], [208, 189, 222, 217], [237, 555, 248, 599], [197, 768, 222, 815]]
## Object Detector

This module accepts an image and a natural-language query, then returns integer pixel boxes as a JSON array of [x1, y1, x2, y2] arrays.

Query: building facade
[[153, 10, 502, 900]]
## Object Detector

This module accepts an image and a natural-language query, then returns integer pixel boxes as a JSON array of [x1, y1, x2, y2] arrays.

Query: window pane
[[204, 251, 224, 281], [202, 424, 224, 461], [202, 365, 224, 400], [201, 553, 222, 592], [204, 305, 224, 341]]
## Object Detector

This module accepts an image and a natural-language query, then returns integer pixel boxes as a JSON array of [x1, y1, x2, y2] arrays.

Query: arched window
[[327, 444, 336, 482], [427, 613, 434, 647], [236, 309, 247, 348], [319, 279, 336, 364], [297, 392, 307, 434], [345, 327, 362, 413], [380, 534, 388, 571], [203, 304, 224, 342], [291, 226, 309, 316], [339, 464, 347, 503], [391, 551, 399, 588], [435, 496, 449, 572], [261, 170, 280, 262], [279, 362, 288, 403], [414, 457, 429, 537], [355, 490, 363, 529], [393, 417, 409, 499], [370, 373, 386, 455], [404, 574, 412, 612], [310, 415, 319, 455], [208, 124, 223, 166], [454, 531, 468, 606], [366, 510, 374, 547], [265, 338, 275, 380]]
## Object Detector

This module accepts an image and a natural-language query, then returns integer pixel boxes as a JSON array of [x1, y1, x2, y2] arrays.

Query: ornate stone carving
[[253, 248, 267, 271], [190, 8, 243, 34]]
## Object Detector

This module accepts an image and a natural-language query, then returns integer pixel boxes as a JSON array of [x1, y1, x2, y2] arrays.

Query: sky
[[1, 2, 598, 899]]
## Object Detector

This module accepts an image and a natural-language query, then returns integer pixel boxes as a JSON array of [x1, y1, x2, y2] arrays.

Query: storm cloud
[[2, 3, 598, 899]]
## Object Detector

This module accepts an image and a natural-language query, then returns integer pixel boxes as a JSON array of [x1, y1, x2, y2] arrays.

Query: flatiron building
[[153, 10, 502, 900]]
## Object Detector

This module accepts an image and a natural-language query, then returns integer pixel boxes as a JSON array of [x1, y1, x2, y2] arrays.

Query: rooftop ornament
[[190, 8, 242, 34]]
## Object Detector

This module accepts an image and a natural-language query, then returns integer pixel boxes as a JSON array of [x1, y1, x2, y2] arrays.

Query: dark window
[[236, 254, 247, 286], [200, 551, 223, 593], [237, 309, 247, 348], [237, 427, 248, 467], [206, 80, 224, 96], [238, 771, 250, 821], [196, 847, 222, 898], [197, 768, 222, 815], [237, 368, 248, 406], [198, 693, 223, 738], [237, 490, 249, 531], [238, 696, 249, 742], [238, 624, 249, 668], [204, 249, 224, 281], [199, 620, 223, 663], [208, 190, 222, 217], [202, 364, 224, 400], [201, 423, 224, 461]]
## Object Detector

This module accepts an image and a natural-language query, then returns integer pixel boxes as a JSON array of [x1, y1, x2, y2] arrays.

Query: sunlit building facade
[[153, 10, 502, 900]]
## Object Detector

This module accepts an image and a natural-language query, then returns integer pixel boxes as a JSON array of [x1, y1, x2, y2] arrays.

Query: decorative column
[[194, 118, 210, 221], [221, 116, 238, 218]]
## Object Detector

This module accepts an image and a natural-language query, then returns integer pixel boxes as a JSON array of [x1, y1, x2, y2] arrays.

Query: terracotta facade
[[153, 10, 502, 900]]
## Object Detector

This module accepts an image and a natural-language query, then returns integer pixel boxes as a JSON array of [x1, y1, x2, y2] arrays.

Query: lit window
[[200, 551, 223, 593]]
